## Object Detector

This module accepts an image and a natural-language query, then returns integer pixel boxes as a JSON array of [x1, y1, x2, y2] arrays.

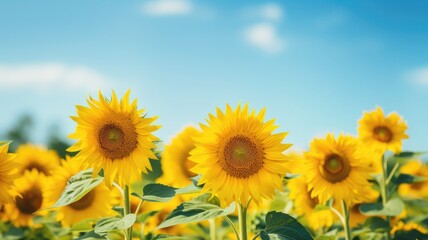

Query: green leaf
[[156, 199, 236, 229], [393, 174, 427, 185], [133, 183, 177, 202], [260, 230, 270, 240], [94, 214, 136, 236], [403, 198, 428, 214], [175, 183, 202, 195], [53, 169, 104, 208], [393, 151, 426, 159], [137, 210, 159, 223], [363, 217, 389, 232], [70, 218, 97, 232], [152, 235, 190, 240], [360, 198, 404, 216], [263, 211, 312, 240], [75, 230, 105, 240]]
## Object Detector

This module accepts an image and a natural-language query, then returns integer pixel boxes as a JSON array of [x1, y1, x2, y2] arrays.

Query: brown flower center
[[219, 135, 264, 178], [69, 190, 95, 210], [373, 126, 393, 143], [98, 120, 138, 159], [15, 188, 43, 214], [320, 153, 351, 183], [23, 162, 49, 175], [307, 190, 319, 208]]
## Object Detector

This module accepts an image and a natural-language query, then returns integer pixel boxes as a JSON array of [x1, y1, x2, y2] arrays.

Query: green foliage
[[156, 195, 236, 229], [52, 169, 104, 208], [360, 198, 405, 216], [260, 211, 313, 240], [94, 214, 136, 236], [133, 183, 177, 202]]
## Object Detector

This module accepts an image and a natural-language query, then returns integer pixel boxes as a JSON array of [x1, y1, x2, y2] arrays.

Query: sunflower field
[[0, 90, 427, 240]]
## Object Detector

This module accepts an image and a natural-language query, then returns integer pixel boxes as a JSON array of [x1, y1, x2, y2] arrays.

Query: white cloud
[[407, 67, 428, 85], [259, 4, 283, 21], [141, 0, 192, 16], [244, 23, 284, 54], [243, 3, 283, 22], [0, 63, 108, 92]]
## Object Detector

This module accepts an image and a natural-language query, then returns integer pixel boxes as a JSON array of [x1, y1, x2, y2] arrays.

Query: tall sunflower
[[288, 176, 336, 230], [190, 104, 291, 206], [45, 157, 117, 226], [68, 90, 161, 187], [358, 107, 408, 154], [304, 133, 372, 205], [3, 170, 47, 227], [15, 144, 60, 176], [0, 142, 19, 204], [159, 126, 201, 188]]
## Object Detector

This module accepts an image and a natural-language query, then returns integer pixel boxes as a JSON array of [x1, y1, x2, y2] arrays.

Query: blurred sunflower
[[284, 151, 306, 174], [159, 126, 201, 188], [288, 176, 335, 230], [349, 186, 380, 227], [68, 90, 160, 187], [391, 221, 427, 235], [45, 157, 117, 226], [190, 104, 291, 206], [15, 144, 60, 176], [3, 170, 47, 227], [358, 107, 408, 154], [304, 133, 372, 205], [398, 160, 428, 198], [0, 142, 19, 204]]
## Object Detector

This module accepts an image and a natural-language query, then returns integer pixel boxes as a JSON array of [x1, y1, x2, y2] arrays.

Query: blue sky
[[0, 0, 427, 151]]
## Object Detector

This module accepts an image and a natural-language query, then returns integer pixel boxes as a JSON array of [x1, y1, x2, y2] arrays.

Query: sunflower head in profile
[[45, 157, 117, 226], [304, 133, 372, 205], [349, 186, 380, 227], [3, 170, 47, 227], [358, 107, 408, 154], [288, 176, 336, 230], [190, 104, 291, 206], [0, 142, 19, 204], [398, 160, 428, 198], [15, 144, 60, 176], [68, 90, 161, 187], [159, 126, 201, 188]]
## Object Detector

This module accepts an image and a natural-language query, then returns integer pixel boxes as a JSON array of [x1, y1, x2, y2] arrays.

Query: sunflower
[[304, 133, 372, 205], [15, 144, 60, 176], [68, 90, 161, 187], [398, 160, 428, 198], [358, 107, 408, 154], [391, 221, 427, 235], [45, 157, 117, 226], [349, 186, 380, 227], [190, 104, 291, 206], [159, 126, 201, 188], [3, 170, 47, 227], [288, 176, 335, 230], [0, 142, 19, 204]]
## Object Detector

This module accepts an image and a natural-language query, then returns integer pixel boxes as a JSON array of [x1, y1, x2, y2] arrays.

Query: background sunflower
[[15, 144, 60, 176], [0, 142, 19, 204]]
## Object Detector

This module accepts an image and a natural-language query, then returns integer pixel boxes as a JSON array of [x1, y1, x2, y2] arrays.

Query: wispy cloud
[[243, 3, 283, 21], [141, 0, 193, 16], [244, 23, 284, 54], [0, 63, 108, 92], [407, 67, 428, 86]]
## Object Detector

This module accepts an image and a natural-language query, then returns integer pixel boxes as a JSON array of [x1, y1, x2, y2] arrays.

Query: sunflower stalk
[[238, 203, 248, 240], [380, 154, 392, 240], [124, 185, 133, 240], [209, 218, 216, 240], [341, 200, 352, 240]]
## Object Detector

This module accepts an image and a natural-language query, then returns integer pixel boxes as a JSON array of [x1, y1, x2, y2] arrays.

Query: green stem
[[124, 185, 133, 240], [225, 216, 240, 240], [341, 200, 352, 240], [209, 218, 216, 240], [238, 203, 248, 240], [381, 154, 392, 240]]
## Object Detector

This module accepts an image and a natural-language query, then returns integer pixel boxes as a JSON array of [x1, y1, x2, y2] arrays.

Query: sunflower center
[[69, 190, 95, 210], [320, 153, 351, 183], [373, 126, 393, 143], [15, 188, 43, 214], [183, 152, 197, 178], [307, 190, 319, 208], [219, 135, 264, 178], [23, 162, 49, 175], [98, 121, 138, 159]]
